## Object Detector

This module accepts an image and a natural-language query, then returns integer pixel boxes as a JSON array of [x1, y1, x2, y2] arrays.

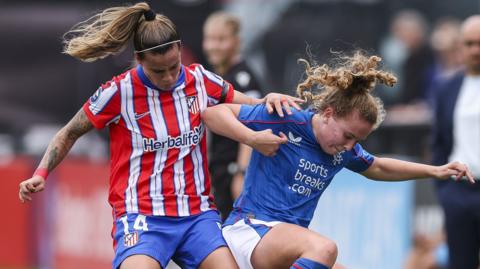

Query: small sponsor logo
[[124, 231, 139, 247], [288, 131, 302, 146], [187, 95, 200, 114], [90, 87, 103, 103], [333, 151, 344, 166], [134, 111, 150, 120]]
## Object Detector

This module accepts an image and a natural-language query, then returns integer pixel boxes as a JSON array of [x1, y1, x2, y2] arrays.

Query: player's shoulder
[[285, 107, 313, 124], [239, 105, 311, 129], [185, 63, 224, 82], [103, 68, 134, 87], [184, 63, 201, 71]]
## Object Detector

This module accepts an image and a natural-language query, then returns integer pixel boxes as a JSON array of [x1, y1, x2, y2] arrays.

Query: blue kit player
[[202, 51, 475, 269]]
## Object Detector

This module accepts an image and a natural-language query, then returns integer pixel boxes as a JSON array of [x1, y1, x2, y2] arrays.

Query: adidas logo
[[288, 131, 302, 146]]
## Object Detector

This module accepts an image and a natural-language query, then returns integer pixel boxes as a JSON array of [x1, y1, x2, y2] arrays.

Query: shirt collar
[[136, 64, 185, 91]]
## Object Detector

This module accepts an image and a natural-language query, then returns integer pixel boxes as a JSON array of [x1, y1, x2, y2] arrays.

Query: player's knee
[[319, 239, 338, 260], [306, 236, 338, 264]]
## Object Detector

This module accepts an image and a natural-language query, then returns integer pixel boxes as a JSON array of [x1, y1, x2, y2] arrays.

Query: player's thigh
[[198, 246, 238, 269], [174, 210, 236, 269], [251, 223, 334, 269], [112, 214, 180, 269], [120, 254, 161, 269]]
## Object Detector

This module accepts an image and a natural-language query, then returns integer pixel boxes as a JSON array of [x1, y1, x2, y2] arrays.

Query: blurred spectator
[[431, 15, 480, 269], [425, 18, 462, 106], [429, 18, 462, 80], [379, 10, 435, 106], [395, 10, 435, 105], [203, 11, 263, 221]]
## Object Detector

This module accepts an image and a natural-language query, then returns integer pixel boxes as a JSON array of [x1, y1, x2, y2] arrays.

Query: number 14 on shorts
[[120, 214, 148, 247]]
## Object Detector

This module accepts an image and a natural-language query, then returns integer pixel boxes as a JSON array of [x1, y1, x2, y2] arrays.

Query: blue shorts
[[112, 210, 227, 269]]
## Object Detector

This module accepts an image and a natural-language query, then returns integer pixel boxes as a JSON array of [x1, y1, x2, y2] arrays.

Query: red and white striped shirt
[[83, 64, 234, 219]]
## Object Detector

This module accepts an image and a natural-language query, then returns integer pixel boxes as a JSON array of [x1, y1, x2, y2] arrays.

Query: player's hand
[[435, 161, 476, 183], [263, 93, 304, 117], [19, 176, 46, 203], [246, 130, 288, 156]]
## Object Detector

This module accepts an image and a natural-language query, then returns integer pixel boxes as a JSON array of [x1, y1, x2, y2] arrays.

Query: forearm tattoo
[[41, 109, 93, 171], [47, 147, 59, 171]]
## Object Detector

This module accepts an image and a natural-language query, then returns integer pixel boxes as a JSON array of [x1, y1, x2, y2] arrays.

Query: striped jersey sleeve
[[82, 79, 121, 129], [196, 64, 234, 105]]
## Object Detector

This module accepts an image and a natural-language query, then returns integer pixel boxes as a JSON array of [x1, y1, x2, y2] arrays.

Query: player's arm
[[232, 91, 304, 117], [202, 104, 287, 156], [19, 108, 94, 202], [361, 157, 475, 183]]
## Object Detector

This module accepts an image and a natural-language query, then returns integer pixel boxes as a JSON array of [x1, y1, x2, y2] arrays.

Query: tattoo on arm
[[66, 109, 93, 140], [47, 147, 59, 171], [40, 109, 94, 171]]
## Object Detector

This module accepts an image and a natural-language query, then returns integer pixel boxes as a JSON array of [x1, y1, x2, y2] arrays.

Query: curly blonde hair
[[63, 2, 179, 62], [296, 51, 397, 129]]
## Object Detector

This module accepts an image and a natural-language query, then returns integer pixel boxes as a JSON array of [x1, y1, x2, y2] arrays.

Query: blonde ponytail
[[63, 2, 180, 62]]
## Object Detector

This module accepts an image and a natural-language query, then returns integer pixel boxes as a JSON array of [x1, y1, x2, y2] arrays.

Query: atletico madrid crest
[[187, 96, 200, 114], [124, 231, 139, 247]]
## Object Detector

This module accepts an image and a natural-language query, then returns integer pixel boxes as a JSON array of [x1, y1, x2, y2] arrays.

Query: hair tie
[[144, 9, 156, 21]]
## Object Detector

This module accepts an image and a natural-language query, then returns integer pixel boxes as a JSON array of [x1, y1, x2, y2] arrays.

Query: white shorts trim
[[222, 218, 282, 269]]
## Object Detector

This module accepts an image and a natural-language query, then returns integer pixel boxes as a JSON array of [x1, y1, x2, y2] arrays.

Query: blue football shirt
[[225, 104, 375, 228]]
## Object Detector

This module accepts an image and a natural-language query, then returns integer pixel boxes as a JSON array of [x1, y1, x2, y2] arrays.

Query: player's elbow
[[201, 107, 216, 126]]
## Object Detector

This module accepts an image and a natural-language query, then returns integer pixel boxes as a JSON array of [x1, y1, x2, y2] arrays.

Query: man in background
[[203, 11, 263, 221], [431, 15, 480, 269]]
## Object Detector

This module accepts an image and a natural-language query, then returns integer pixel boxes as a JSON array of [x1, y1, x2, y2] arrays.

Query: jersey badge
[[187, 95, 200, 114], [333, 151, 344, 166], [123, 231, 139, 247]]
